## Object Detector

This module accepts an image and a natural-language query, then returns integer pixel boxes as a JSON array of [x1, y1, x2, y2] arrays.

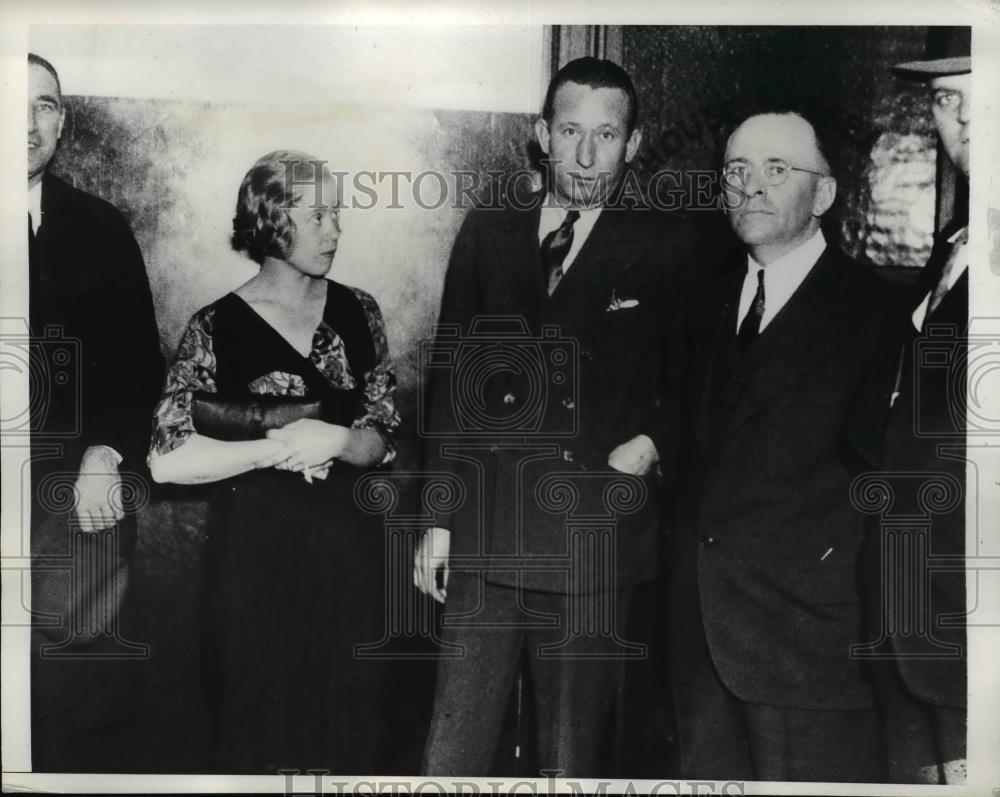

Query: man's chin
[[567, 190, 607, 210], [28, 160, 48, 182], [553, 181, 608, 209], [732, 218, 775, 244]]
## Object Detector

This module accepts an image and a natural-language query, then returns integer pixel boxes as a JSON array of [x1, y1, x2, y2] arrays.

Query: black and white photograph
[[1, 1, 999, 794]]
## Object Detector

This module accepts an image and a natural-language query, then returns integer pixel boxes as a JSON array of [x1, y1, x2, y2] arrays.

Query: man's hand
[[414, 527, 451, 604], [74, 446, 124, 532], [607, 434, 659, 476]]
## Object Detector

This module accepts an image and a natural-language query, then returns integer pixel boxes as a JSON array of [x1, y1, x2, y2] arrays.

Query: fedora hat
[[893, 26, 970, 78]]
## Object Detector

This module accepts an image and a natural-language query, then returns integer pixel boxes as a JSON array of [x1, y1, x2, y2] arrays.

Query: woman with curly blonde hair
[[150, 151, 399, 773]]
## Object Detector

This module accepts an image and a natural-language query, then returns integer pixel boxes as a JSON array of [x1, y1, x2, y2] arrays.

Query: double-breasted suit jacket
[[425, 200, 697, 595], [668, 246, 899, 711]]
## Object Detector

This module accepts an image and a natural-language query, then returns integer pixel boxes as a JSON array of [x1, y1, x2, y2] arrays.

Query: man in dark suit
[[857, 32, 970, 784], [413, 57, 696, 775], [27, 53, 164, 770], [666, 111, 897, 782]]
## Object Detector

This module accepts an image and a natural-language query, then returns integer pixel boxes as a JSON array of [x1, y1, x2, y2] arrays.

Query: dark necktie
[[737, 268, 765, 353], [540, 209, 580, 295]]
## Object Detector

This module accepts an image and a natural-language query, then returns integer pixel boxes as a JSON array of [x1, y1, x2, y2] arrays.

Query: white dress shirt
[[28, 179, 42, 234], [737, 229, 827, 332], [538, 198, 603, 274], [911, 226, 968, 331]]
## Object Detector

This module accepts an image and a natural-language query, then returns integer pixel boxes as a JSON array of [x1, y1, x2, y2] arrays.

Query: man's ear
[[535, 117, 551, 156], [625, 128, 643, 163], [812, 175, 837, 218], [56, 106, 65, 141]]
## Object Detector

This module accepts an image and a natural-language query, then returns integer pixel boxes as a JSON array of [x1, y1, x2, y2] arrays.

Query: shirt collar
[[947, 226, 968, 245], [540, 194, 603, 220]]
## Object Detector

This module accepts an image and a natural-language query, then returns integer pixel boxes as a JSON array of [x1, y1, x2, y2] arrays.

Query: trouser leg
[[743, 701, 883, 783], [671, 645, 753, 781], [421, 575, 524, 776], [526, 587, 635, 777], [932, 705, 967, 785]]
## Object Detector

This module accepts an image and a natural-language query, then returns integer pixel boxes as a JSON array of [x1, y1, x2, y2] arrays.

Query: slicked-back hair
[[541, 56, 639, 134], [231, 150, 326, 265], [28, 53, 62, 100], [774, 109, 834, 176]]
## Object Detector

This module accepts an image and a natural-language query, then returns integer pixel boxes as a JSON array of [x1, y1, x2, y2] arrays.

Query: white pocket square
[[606, 297, 639, 312]]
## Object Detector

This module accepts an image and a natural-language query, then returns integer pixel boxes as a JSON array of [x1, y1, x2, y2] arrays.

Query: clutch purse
[[191, 392, 329, 441]]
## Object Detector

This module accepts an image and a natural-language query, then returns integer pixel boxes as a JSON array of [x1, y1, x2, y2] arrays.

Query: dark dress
[[150, 280, 400, 773]]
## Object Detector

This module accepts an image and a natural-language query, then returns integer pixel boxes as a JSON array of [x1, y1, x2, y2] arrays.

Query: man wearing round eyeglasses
[[666, 111, 899, 781], [722, 114, 837, 267]]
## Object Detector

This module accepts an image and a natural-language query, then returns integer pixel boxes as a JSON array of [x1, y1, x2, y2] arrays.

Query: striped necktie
[[540, 210, 580, 295]]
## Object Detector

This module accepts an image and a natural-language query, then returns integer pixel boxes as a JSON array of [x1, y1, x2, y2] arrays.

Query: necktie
[[926, 228, 967, 318], [737, 268, 765, 353], [540, 209, 580, 295]]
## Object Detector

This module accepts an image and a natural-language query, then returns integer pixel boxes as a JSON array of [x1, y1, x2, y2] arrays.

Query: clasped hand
[[259, 419, 350, 478]]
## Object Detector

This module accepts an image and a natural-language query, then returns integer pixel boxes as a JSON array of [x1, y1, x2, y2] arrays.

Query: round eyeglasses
[[722, 159, 827, 188]]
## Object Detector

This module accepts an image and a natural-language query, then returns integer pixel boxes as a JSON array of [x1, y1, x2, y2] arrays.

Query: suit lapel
[[724, 248, 847, 434], [37, 172, 66, 253], [695, 269, 744, 453], [924, 261, 968, 328], [491, 204, 548, 327], [545, 208, 637, 329], [33, 174, 79, 313]]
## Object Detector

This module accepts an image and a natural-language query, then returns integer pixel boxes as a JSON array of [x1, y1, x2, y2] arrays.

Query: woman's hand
[[266, 419, 350, 472], [252, 438, 294, 469]]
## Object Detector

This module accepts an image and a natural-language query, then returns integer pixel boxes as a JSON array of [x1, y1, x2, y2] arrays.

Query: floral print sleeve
[[148, 306, 218, 460], [349, 287, 401, 464]]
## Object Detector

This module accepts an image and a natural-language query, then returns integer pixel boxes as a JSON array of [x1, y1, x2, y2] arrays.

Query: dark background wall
[[621, 25, 937, 268], [42, 25, 941, 774]]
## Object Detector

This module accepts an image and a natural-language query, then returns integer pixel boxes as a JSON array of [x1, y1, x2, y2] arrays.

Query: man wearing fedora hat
[[859, 27, 970, 784]]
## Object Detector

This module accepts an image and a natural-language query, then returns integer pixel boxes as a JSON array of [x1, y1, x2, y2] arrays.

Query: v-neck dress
[[150, 280, 399, 773]]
